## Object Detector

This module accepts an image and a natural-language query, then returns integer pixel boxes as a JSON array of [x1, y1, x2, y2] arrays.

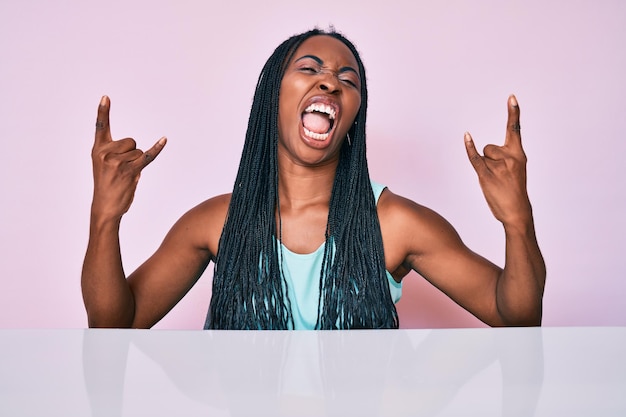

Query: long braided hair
[[206, 29, 399, 329]]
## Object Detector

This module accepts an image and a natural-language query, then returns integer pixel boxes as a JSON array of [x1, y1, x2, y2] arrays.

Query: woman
[[82, 29, 545, 329]]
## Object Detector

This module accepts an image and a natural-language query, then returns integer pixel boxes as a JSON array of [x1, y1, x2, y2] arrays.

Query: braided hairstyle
[[206, 29, 399, 329]]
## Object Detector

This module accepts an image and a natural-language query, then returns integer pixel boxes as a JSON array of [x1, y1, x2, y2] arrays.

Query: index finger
[[94, 95, 112, 145], [505, 94, 522, 148]]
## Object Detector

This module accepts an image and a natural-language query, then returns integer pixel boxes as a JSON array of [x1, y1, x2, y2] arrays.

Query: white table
[[1, 327, 624, 416]]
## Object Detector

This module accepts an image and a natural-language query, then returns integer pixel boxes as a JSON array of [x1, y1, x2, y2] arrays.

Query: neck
[[277, 157, 338, 210]]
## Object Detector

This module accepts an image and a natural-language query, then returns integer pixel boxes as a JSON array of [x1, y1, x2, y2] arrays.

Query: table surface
[[1, 327, 624, 416]]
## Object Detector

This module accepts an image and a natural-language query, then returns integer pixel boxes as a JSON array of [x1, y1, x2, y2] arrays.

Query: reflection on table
[[1, 327, 624, 416]]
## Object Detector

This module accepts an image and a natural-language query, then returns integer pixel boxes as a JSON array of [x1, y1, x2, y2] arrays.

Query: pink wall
[[0, 1, 624, 329]]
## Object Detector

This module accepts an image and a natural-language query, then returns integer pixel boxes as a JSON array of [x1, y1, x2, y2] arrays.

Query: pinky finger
[[140, 137, 167, 169]]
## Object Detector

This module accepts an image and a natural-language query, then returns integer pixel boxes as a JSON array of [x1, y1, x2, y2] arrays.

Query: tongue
[[302, 112, 330, 134]]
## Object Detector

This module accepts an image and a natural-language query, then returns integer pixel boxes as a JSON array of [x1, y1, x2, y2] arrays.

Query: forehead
[[289, 35, 359, 71]]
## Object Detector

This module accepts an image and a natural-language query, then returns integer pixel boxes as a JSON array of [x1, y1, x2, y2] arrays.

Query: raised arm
[[82, 97, 230, 328], [81, 96, 167, 327], [380, 96, 545, 326], [462, 95, 545, 325]]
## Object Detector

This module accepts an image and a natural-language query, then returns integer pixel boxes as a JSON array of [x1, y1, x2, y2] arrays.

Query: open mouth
[[301, 103, 336, 141]]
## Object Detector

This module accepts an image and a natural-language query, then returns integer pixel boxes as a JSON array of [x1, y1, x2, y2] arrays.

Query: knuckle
[[128, 149, 141, 158], [483, 144, 502, 159], [92, 147, 108, 162], [101, 150, 116, 163], [508, 149, 527, 164], [123, 138, 137, 149], [114, 138, 137, 151]]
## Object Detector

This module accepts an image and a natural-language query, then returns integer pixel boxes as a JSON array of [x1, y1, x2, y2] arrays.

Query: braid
[[206, 29, 398, 330], [317, 32, 398, 328], [206, 33, 308, 329]]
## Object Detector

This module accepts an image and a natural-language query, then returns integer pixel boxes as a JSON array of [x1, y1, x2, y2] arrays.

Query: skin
[[82, 35, 545, 328]]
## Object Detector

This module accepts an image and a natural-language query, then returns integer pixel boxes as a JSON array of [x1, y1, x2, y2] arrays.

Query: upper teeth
[[304, 103, 336, 119]]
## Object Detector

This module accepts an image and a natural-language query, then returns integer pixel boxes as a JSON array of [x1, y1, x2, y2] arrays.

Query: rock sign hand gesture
[[90, 96, 167, 222], [464, 95, 532, 229]]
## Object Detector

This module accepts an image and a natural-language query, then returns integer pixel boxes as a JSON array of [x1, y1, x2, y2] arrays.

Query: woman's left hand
[[464, 95, 533, 228]]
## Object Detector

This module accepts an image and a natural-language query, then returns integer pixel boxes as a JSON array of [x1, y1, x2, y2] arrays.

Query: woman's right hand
[[90, 96, 166, 222]]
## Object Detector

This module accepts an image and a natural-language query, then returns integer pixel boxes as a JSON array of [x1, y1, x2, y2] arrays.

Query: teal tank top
[[281, 181, 402, 330]]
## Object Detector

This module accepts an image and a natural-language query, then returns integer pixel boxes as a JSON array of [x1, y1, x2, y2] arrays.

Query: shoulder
[[191, 193, 231, 217], [377, 188, 456, 239], [377, 188, 465, 269], [166, 193, 231, 260], [175, 193, 230, 228]]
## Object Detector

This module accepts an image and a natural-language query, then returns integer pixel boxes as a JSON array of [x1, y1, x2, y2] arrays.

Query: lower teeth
[[304, 127, 329, 140]]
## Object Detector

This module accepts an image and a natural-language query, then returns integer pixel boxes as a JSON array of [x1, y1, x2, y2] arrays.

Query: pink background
[[1, 1, 624, 329]]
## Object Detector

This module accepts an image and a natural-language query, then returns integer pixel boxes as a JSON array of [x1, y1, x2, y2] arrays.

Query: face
[[277, 35, 362, 166]]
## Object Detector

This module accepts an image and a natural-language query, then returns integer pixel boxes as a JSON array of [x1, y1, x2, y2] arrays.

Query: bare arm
[[82, 215, 135, 328], [381, 96, 545, 326], [464, 95, 545, 325], [81, 96, 166, 327], [125, 196, 228, 328], [81, 96, 223, 328]]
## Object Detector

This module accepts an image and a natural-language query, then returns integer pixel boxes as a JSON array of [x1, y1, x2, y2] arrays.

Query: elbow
[[87, 317, 132, 329], [85, 306, 135, 329], [509, 316, 542, 327], [494, 281, 544, 327], [497, 305, 543, 327], [87, 318, 132, 329]]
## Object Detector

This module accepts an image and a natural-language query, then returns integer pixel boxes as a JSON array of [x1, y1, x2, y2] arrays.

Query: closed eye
[[338, 67, 360, 89], [293, 55, 360, 88], [340, 78, 358, 88]]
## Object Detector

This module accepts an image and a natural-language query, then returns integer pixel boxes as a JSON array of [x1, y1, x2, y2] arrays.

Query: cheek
[[278, 78, 299, 122], [344, 94, 362, 127]]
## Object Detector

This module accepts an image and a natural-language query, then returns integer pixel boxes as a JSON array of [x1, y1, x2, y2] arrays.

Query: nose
[[318, 71, 340, 94]]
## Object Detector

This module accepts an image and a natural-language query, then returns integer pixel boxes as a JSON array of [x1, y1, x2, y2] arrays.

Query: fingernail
[[510, 95, 518, 107], [464, 132, 471, 142], [99, 95, 107, 106], [158, 137, 167, 146]]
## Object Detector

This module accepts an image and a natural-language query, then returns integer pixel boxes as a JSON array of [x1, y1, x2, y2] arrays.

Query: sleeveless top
[[281, 181, 402, 330]]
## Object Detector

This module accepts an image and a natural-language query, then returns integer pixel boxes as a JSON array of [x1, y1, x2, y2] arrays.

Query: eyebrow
[[294, 54, 360, 78]]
